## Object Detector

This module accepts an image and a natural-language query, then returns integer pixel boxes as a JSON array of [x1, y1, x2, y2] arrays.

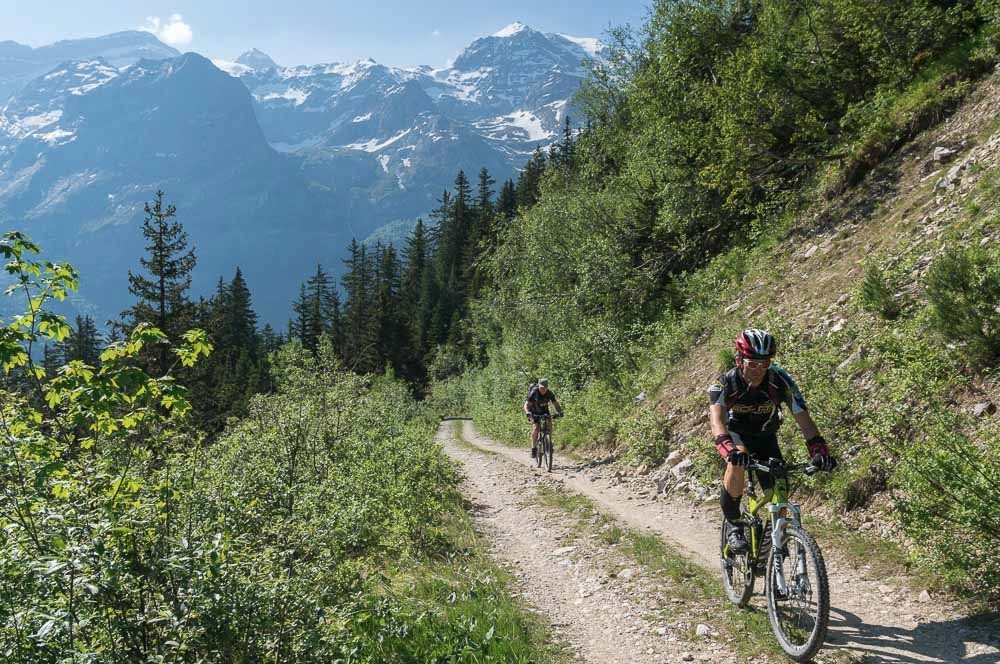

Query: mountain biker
[[524, 378, 563, 459], [708, 329, 837, 554]]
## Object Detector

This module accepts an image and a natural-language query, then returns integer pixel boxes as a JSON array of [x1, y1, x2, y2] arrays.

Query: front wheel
[[766, 525, 830, 662], [543, 433, 553, 472], [720, 518, 754, 607]]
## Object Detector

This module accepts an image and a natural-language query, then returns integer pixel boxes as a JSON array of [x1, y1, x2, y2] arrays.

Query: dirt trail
[[444, 419, 1000, 664], [438, 422, 739, 664]]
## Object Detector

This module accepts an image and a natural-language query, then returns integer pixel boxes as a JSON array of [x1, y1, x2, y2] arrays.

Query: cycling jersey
[[526, 386, 559, 415], [707, 366, 807, 437]]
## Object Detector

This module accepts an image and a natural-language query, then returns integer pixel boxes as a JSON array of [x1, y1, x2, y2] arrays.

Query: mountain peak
[[236, 48, 279, 70], [493, 22, 530, 38]]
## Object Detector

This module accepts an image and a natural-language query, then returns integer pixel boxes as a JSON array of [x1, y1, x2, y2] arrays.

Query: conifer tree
[[123, 190, 197, 375], [402, 219, 432, 354], [497, 179, 517, 221], [467, 168, 496, 296], [374, 244, 405, 373], [341, 240, 378, 372], [57, 315, 103, 366], [516, 148, 547, 209]]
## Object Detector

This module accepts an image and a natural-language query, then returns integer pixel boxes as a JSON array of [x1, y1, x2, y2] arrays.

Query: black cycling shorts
[[731, 432, 784, 492]]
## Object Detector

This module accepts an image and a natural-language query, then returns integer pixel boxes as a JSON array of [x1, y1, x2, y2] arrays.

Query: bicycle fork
[[768, 503, 806, 597]]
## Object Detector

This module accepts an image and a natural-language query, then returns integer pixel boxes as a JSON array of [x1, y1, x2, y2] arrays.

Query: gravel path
[[438, 422, 737, 663], [444, 419, 1000, 664]]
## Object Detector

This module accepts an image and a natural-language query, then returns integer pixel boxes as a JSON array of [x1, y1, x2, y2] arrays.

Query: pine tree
[[57, 315, 103, 366], [217, 268, 258, 359], [467, 167, 496, 296], [497, 179, 517, 221], [402, 219, 431, 354], [192, 267, 266, 433], [516, 148, 547, 209], [290, 283, 311, 347], [341, 240, 378, 372], [374, 244, 405, 373], [123, 190, 197, 375], [555, 115, 575, 170]]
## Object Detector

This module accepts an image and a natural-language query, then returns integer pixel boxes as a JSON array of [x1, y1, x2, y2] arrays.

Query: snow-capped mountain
[[0, 31, 179, 99], [0, 23, 602, 323], [222, 22, 600, 203]]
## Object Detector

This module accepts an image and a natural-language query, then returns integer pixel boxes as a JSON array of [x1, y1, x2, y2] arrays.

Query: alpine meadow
[[2, 0, 1000, 662]]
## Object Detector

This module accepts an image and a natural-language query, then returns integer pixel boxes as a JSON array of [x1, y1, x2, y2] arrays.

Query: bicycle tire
[[544, 433, 553, 472], [766, 524, 830, 662], [536, 439, 543, 468], [719, 517, 754, 607]]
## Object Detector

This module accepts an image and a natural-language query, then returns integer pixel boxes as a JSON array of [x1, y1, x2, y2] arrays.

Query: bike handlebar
[[747, 458, 821, 477]]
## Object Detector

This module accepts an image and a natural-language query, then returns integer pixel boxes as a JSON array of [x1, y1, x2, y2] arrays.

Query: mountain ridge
[[0, 23, 602, 325]]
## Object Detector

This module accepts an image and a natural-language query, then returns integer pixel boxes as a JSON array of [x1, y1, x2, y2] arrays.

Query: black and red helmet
[[735, 328, 776, 359]]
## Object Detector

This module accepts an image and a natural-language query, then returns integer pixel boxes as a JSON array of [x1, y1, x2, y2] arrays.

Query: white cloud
[[141, 14, 193, 46], [432, 29, 441, 38]]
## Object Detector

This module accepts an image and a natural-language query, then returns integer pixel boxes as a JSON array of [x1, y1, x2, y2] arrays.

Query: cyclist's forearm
[[792, 410, 820, 441]]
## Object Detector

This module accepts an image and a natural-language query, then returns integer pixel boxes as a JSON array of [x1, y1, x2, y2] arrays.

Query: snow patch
[[36, 129, 75, 145], [401, 157, 412, 168], [212, 59, 254, 77], [494, 22, 528, 38], [257, 88, 310, 106], [557, 34, 603, 57], [499, 110, 552, 140], [19, 111, 63, 131], [378, 154, 390, 173], [343, 129, 411, 153], [352, 112, 372, 123]]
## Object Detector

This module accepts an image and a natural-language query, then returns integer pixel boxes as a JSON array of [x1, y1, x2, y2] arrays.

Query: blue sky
[[2, 1, 652, 68]]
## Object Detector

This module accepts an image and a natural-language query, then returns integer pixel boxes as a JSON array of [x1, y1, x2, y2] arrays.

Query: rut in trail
[[443, 419, 1000, 664]]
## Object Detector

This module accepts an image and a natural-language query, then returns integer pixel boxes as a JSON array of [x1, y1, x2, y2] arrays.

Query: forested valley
[[3, 0, 1000, 660]]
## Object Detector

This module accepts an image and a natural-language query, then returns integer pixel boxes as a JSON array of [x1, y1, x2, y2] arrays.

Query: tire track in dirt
[[449, 419, 1000, 664]]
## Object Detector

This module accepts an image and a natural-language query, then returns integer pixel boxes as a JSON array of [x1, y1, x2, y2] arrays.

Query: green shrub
[[620, 407, 671, 467], [858, 262, 903, 320], [925, 244, 1000, 365], [893, 414, 1000, 602]]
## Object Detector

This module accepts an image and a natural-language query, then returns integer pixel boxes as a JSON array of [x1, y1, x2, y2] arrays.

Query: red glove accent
[[807, 436, 829, 458], [715, 433, 735, 459]]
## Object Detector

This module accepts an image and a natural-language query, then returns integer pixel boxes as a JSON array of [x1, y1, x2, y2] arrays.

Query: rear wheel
[[720, 518, 755, 607], [766, 525, 830, 662]]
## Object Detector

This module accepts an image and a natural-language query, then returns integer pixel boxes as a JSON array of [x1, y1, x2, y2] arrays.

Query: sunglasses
[[742, 358, 772, 369]]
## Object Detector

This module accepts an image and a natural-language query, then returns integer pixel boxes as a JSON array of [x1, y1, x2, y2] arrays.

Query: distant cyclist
[[708, 329, 837, 553], [524, 378, 563, 459]]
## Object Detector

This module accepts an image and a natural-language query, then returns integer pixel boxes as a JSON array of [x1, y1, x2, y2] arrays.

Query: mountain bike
[[532, 413, 558, 472], [719, 458, 830, 662]]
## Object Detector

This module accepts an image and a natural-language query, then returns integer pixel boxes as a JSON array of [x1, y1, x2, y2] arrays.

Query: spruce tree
[[402, 220, 431, 354], [497, 179, 517, 221], [516, 148, 547, 209], [123, 190, 197, 375], [57, 315, 103, 366], [467, 168, 496, 296], [341, 240, 377, 372]]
